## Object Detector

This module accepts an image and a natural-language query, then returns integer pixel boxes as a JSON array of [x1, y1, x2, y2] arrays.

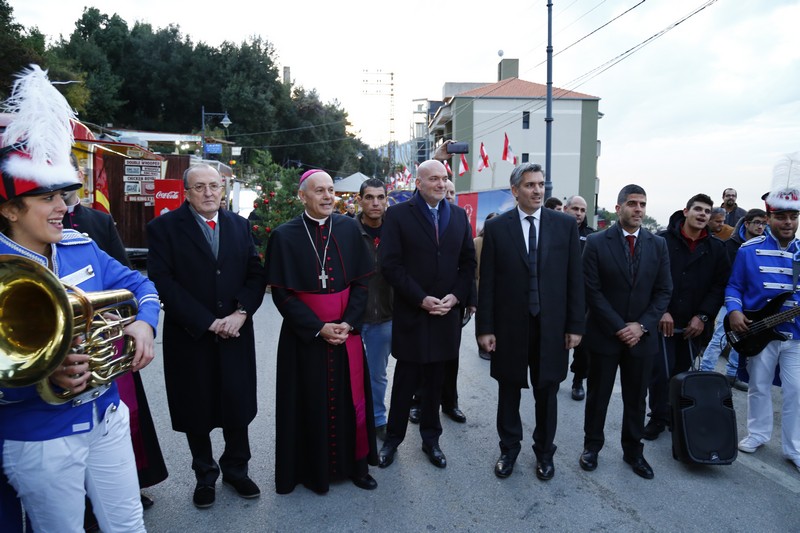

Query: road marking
[[736, 452, 800, 493]]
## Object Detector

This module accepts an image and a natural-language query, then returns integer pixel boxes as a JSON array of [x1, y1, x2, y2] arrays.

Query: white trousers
[[746, 339, 800, 461], [2, 401, 145, 533]]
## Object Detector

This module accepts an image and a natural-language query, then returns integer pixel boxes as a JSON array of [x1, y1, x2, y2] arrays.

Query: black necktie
[[526, 215, 540, 316], [430, 207, 439, 244]]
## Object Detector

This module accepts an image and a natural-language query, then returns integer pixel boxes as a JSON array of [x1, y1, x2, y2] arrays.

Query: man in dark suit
[[378, 159, 476, 469], [579, 184, 672, 479], [147, 164, 266, 508], [477, 163, 585, 481]]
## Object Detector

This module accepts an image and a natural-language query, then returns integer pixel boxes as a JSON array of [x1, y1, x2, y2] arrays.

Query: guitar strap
[[792, 248, 800, 293]]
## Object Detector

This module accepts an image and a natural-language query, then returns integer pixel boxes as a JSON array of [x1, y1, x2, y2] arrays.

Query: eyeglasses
[[187, 183, 222, 193], [747, 220, 766, 226]]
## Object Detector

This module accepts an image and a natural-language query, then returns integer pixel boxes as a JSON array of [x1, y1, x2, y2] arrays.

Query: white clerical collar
[[304, 212, 329, 225]]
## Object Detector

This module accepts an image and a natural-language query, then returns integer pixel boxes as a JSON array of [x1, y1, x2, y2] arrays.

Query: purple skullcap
[[299, 169, 324, 185]]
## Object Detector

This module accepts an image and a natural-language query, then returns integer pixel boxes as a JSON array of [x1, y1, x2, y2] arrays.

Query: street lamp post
[[201, 105, 232, 160]]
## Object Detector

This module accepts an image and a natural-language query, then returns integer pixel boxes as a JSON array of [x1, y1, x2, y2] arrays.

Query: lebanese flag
[[502, 133, 518, 165], [477, 142, 490, 172], [403, 166, 411, 184], [444, 161, 452, 175], [459, 154, 469, 176]]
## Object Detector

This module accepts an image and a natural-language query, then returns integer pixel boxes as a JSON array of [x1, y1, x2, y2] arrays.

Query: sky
[[10, 0, 800, 225]]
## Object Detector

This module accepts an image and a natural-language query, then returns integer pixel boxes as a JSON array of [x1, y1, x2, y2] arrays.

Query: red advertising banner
[[458, 193, 479, 238], [153, 179, 184, 217]]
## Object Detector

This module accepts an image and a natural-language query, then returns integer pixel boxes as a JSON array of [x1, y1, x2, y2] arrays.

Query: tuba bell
[[0, 254, 138, 404]]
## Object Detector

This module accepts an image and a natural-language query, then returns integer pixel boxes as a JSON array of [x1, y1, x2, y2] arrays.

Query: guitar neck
[[759, 305, 800, 329]]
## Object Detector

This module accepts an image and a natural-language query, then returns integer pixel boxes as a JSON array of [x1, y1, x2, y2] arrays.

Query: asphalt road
[[139, 299, 800, 532]]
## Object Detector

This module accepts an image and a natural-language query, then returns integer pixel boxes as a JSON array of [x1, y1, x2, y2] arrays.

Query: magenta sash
[[295, 288, 369, 460]]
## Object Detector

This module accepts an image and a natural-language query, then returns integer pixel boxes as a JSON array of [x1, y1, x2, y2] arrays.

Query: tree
[[598, 208, 660, 232], [0, 0, 44, 97], [246, 149, 303, 259]]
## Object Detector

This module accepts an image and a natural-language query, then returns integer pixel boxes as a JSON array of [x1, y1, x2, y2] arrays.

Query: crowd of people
[[1, 65, 799, 531]]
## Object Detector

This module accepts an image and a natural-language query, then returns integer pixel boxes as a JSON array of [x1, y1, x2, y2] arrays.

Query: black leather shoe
[[536, 458, 555, 481], [193, 484, 215, 509], [222, 477, 261, 499], [409, 406, 421, 424], [379, 443, 398, 468], [442, 407, 467, 423], [351, 473, 378, 490], [579, 450, 598, 471], [422, 443, 447, 468], [624, 455, 654, 480], [375, 424, 387, 441], [494, 453, 516, 478], [642, 419, 666, 441], [571, 383, 585, 401], [140, 493, 154, 509]]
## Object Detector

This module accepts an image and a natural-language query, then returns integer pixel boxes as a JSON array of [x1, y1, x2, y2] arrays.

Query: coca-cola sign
[[155, 190, 180, 199], [153, 180, 184, 216]]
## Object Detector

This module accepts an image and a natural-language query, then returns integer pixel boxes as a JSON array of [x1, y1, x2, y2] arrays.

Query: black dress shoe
[[442, 407, 467, 423], [140, 493, 154, 509], [536, 458, 555, 481], [379, 443, 398, 468], [421, 443, 447, 468], [193, 484, 215, 509], [222, 477, 261, 499], [579, 450, 598, 471], [571, 383, 585, 401], [642, 419, 666, 441], [409, 406, 421, 424], [623, 455, 654, 480], [494, 453, 516, 478], [351, 473, 378, 490]]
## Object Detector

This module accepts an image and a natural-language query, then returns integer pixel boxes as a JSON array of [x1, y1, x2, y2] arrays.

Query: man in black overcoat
[[477, 163, 585, 481], [147, 164, 266, 508], [579, 184, 672, 480], [377, 159, 476, 470]]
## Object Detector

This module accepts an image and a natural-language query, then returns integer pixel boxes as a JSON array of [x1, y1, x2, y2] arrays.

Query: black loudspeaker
[[669, 371, 738, 465]]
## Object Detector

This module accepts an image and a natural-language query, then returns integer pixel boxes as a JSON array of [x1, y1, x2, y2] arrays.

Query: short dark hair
[[359, 178, 387, 196], [744, 208, 767, 223], [685, 193, 713, 210], [544, 197, 562, 210], [616, 184, 646, 205], [509, 163, 544, 188]]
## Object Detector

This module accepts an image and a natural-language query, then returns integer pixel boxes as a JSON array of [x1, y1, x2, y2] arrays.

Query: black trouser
[[385, 360, 446, 448], [570, 343, 590, 383], [583, 347, 654, 458], [496, 316, 558, 460], [186, 427, 251, 485], [410, 357, 460, 411]]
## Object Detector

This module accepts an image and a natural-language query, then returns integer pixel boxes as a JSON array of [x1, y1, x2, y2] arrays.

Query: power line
[[224, 119, 348, 139]]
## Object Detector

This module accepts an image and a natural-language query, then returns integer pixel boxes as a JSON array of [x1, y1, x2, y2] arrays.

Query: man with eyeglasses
[[722, 188, 747, 227], [147, 164, 266, 509], [700, 208, 767, 389], [726, 153, 800, 475]]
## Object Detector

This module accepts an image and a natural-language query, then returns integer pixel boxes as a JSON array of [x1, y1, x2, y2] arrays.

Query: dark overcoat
[[476, 207, 585, 388], [147, 202, 266, 432], [379, 194, 476, 363]]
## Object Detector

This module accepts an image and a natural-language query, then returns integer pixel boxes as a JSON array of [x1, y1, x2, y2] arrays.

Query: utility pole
[[544, 0, 554, 200]]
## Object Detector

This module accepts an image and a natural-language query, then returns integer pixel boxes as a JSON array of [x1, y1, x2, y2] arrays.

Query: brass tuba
[[0, 254, 138, 404]]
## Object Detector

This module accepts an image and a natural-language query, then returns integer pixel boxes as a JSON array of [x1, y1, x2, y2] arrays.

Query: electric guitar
[[723, 291, 800, 357]]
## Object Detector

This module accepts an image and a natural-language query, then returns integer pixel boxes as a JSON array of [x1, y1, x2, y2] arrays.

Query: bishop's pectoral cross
[[318, 269, 329, 289]]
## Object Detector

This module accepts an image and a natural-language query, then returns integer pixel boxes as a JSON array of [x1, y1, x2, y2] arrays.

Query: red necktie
[[626, 235, 635, 258], [206, 220, 216, 230]]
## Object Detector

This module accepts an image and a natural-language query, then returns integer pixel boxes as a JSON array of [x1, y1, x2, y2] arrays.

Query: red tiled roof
[[457, 78, 598, 100]]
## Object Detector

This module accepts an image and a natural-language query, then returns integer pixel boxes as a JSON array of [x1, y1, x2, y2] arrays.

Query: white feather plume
[[1, 64, 78, 187], [766, 151, 800, 211]]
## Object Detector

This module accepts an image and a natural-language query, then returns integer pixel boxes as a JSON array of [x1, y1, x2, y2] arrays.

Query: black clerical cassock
[[265, 212, 377, 494]]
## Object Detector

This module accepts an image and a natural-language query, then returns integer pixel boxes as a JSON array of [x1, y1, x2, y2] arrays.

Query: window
[[522, 111, 530, 129], [521, 153, 529, 163]]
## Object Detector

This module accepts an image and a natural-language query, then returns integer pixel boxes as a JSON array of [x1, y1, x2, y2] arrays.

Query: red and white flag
[[403, 166, 411, 185], [477, 142, 490, 172], [444, 161, 452, 175], [502, 133, 518, 165], [459, 154, 469, 176]]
